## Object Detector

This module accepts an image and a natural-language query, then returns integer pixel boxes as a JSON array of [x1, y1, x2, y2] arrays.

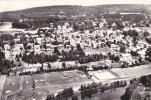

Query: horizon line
[[0, 4, 150, 13]]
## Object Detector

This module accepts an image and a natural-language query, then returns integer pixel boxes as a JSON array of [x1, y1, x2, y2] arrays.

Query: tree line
[[80, 81, 127, 100], [0, 50, 16, 74], [45, 80, 127, 100], [121, 74, 151, 100], [12, 22, 30, 29], [19, 65, 88, 75], [121, 78, 140, 100]]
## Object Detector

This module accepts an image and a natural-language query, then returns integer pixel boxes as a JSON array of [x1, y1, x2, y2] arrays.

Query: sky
[[0, 0, 151, 12]]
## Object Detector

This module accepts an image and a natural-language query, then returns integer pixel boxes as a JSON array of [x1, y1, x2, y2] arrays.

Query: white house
[[4, 44, 10, 51], [4, 51, 10, 59], [15, 44, 24, 50], [120, 53, 132, 61], [34, 45, 41, 53], [36, 38, 43, 44]]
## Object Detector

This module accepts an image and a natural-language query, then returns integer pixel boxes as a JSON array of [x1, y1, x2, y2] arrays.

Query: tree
[[62, 62, 66, 68], [77, 44, 82, 51], [120, 94, 128, 100], [47, 63, 51, 69], [72, 96, 78, 100], [52, 41, 59, 45], [45, 95, 52, 100], [15, 54, 20, 62], [12, 22, 30, 29], [39, 53, 46, 65], [81, 90, 85, 100], [27, 45, 32, 50], [71, 46, 74, 51], [54, 47, 61, 55], [100, 86, 105, 93], [124, 87, 133, 100], [145, 47, 151, 61], [140, 76, 149, 85], [106, 42, 111, 48], [122, 61, 129, 68], [20, 47, 23, 51], [0, 49, 5, 61], [40, 66, 44, 72], [43, 44, 47, 52], [10, 41, 15, 50], [138, 56, 142, 63], [144, 31, 150, 37], [120, 46, 126, 53]]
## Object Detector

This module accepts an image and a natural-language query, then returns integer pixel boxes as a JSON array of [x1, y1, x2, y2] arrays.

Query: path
[[0, 75, 7, 100]]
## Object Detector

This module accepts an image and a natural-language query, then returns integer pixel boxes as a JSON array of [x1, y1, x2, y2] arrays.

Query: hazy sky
[[0, 0, 150, 12]]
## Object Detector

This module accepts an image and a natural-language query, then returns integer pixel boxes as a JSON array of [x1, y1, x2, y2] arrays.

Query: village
[[1, 17, 151, 73], [1, 8, 151, 100]]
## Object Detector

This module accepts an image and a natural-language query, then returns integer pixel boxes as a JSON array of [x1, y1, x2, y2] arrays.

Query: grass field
[[2, 64, 151, 100], [1, 70, 92, 100], [111, 65, 151, 78], [130, 85, 144, 100], [91, 88, 126, 100], [84, 47, 111, 55]]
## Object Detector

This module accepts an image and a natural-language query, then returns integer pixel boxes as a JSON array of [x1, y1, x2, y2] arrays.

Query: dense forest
[[0, 4, 151, 22]]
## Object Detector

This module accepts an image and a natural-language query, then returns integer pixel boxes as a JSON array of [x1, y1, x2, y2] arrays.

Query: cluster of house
[[1, 18, 151, 72]]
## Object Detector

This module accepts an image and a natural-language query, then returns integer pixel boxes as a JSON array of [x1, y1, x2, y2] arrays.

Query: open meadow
[[1, 70, 92, 100]]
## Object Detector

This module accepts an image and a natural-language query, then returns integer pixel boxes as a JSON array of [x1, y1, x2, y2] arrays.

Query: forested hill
[[0, 4, 151, 21]]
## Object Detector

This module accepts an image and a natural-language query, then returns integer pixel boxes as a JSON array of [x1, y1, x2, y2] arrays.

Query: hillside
[[0, 4, 151, 21]]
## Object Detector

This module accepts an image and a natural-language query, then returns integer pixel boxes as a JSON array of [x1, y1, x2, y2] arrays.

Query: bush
[[12, 22, 30, 29]]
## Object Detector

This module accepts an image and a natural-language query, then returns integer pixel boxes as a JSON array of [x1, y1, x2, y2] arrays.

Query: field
[[84, 47, 111, 55], [130, 85, 145, 100], [1, 63, 151, 100], [89, 71, 118, 83], [2, 65, 151, 100], [91, 88, 126, 100], [111, 65, 151, 78], [1, 70, 92, 100]]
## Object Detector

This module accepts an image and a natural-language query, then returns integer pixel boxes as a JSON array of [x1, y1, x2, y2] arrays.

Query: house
[[4, 44, 10, 51], [87, 34, 96, 38], [111, 44, 120, 51], [4, 51, 10, 59], [106, 30, 113, 36], [36, 38, 43, 44], [137, 41, 148, 49], [34, 45, 41, 53], [9, 50, 21, 59], [70, 39, 77, 46], [45, 44, 55, 52], [99, 22, 104, 28], [15, 44, 24, 50], [137, 49, 146, 59], [57, 44, 64, 50], [14, 39, 20, 44], [120, 53, 132, 61], [31, 35, 39, 39]]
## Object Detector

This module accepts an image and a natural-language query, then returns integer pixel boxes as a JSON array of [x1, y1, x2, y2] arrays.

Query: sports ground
[[1, 70, 93, 100], [1, 65, 151, 100]]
